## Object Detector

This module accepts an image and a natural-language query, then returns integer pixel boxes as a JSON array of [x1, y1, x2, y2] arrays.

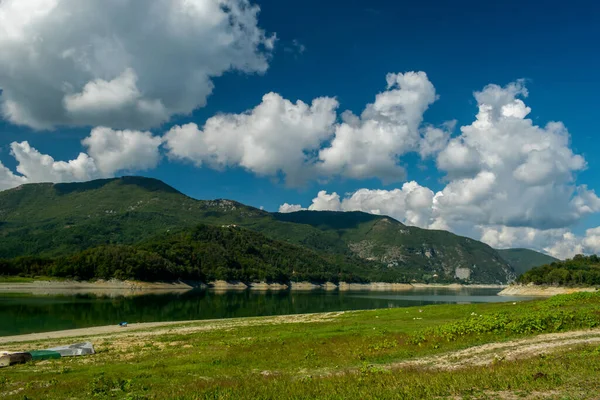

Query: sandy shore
[[0, 320, 199, 345], [498, 285, 597, 296], [0, 312, 346, 346], [0, 280, 203, 296], [283, 282, 503, 291], [0, 279, 507, 295], [410, 283, 506, 289]]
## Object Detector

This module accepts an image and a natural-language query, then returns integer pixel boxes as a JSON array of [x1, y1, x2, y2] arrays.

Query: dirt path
[[391, 328, 600, 370], [316, 328, 600, 377]]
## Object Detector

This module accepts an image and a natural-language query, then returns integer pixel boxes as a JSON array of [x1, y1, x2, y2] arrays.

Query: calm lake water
[[0, 288, 535, 337]]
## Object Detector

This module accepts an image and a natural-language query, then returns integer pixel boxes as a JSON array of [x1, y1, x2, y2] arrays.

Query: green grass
[[2, 292, 600, 399]]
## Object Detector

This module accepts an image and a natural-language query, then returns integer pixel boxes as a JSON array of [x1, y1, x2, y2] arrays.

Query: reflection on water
[[0, 288, 535, 336]]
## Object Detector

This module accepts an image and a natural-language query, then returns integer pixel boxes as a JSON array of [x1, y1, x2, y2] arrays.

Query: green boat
[[28, 350, 61, 361]]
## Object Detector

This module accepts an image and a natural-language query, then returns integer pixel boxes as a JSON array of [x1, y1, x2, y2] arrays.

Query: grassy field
[[2, 293, 600, 399]]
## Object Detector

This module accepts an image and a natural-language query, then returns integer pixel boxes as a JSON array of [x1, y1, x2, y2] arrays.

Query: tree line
[[0, 224, 417, 284], [517, 254, 600, 286]]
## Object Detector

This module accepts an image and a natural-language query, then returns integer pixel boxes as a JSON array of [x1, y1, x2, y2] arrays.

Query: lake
[[0, 288, 535, 337]]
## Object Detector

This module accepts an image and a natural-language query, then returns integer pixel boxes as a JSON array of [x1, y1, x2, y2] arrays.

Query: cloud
[[83, 127, 162, 176], [0, 128, 162, 190], [63, 69, 169, 129], [279, 182, 435, 228], [418, 121, 455, 158], [307, 190, 342, 211], [0, 160, 27, 191], [433, 80, 597, 230], [583, 227, 600, 254], [284, 39, 306, 55], [479, 225, 600, 260], [279, 191, 344, 214], [317, 72, 438, 182], [0, 0, 274, 130], [436, 139, 481, 178], [165, 71, 444, 185], [278, 203, 305, 213], [164, 92, 339, 185], [10, 141, 99, 183], [280, 79, 600, 257]]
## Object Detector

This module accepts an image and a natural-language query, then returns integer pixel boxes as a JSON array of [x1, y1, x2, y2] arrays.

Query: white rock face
[[455, 267, 471, 280]]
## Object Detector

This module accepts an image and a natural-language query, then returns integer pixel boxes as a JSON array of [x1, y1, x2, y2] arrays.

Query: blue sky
[[0, 0, 599, 257]]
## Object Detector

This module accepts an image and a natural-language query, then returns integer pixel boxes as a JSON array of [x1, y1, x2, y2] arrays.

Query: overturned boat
[[47, 342, 95, 357]]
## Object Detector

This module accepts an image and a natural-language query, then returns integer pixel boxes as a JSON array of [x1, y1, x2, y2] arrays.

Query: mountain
[[0, 176, 270, 257], [274, 211, 514, 284], [0, 176, 516, 283], [496, 248, 559, 276]]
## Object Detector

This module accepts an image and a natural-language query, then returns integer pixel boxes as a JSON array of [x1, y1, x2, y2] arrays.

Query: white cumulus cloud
[[307, 191, 342, 212], [280, 79, 600, 257], [317, 72, 438, 182], [278, 203, 305, 213], [0, 160, 27, 191], [279, 182, 435, 228], [0, 0, 274, 130], [10, 141, 99, 183], [433, 80, 597, 230], [0, 128, 162, 190], [83, 127, 163, 176], [418, 121, 455, 159], [165, 71, 447, 185], [164, 93, 339, 185], [479, 225, 600, 260]]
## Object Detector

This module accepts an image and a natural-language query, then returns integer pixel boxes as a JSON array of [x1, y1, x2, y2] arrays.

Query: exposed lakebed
[[0, 288, 536, 337]]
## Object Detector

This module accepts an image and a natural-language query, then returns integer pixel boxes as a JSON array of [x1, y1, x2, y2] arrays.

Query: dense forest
[[517, 254, 600, 286], [0, 224, 428, 284]]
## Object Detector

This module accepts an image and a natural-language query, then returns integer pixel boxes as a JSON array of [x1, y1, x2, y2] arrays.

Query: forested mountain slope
[[0, 177, 517, 283], [496, 248, 559, 276]]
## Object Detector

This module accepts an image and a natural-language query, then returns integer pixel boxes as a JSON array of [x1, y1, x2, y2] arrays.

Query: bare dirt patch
[[445, 390, 563, 400], [0, 279, 196, 297], [499, 285, 597, 297], [394, 328, 600, 371], [286, 328, 600, 380]]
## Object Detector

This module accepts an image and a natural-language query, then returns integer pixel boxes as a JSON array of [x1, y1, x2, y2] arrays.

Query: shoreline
[[0, 279, 506, 296], [0, 279, 199, 297], [0, 312, 346, 345], [498, 285, 598, 296]]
